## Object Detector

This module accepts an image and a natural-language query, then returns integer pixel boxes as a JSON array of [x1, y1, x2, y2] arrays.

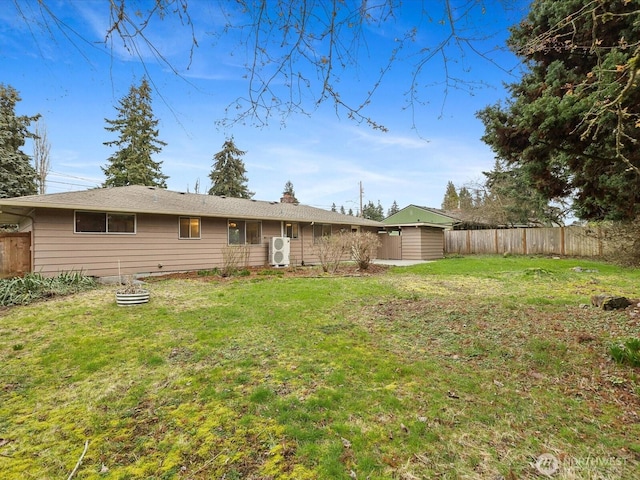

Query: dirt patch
[[145, 263, 389, 283]]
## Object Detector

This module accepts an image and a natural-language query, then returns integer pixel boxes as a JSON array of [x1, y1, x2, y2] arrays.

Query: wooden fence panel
[[444, 230, 468, 254], [0, 233, 31, 277], [377, 233, 402, 260], [563, 227, 602, 257], [444, 226, 604, 257], [497, 229, 525, 254]]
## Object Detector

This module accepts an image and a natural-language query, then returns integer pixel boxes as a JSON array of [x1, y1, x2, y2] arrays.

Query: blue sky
[[2, 1, 527, 213]]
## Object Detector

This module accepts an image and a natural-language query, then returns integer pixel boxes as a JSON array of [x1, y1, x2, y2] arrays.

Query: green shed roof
[[383, 204, 459, 228]]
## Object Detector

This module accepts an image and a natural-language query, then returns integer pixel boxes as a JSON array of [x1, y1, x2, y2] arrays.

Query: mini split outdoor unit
[[269, 236, 290, 267]]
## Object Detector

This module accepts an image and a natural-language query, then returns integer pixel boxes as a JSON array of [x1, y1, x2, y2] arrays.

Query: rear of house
[[0, 186, 383, 278]]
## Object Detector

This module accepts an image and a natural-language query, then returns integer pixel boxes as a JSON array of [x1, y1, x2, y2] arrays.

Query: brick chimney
[[280, 192, 295, 203]]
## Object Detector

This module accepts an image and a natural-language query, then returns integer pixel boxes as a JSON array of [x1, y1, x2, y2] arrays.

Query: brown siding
[[398, 227, 444, 261], [419, 227, 444, 260], [32, 209, 274, 277], [30, 210, 377, 277], [401, 228, 421, 260]]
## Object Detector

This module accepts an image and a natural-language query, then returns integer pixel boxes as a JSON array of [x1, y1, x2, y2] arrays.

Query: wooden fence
[[0, 232, 31, 278], [444, 226, 604, 257]]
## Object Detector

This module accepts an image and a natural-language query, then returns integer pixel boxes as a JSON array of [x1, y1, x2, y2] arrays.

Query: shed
[[378, 205, 459, 261]]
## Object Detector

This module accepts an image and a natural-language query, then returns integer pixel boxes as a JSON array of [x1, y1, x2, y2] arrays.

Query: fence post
[[522, 229, 527, 255]]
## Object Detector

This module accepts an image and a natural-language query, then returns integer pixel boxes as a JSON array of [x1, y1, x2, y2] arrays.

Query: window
[[285, 222, 299, 239], [246, 221, 261, 244], [228, 220, 262, 245], [313, 224, 332, 242], [75, 211, 135, 234], [179, 217, 201, 239]]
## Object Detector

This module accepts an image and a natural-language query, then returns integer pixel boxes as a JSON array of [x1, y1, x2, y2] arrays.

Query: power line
[[49, 170, 101, 183]]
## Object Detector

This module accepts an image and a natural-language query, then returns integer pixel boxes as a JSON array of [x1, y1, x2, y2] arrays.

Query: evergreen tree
[[102, 78, 168, 188], [282, 180, 299, 203], [441, 181, 459, 210], [0, 84, 39, 198], [458, 187, 473, 211], [387, 200, 400, 217], [340, 205, 346, 215], [362, 200, 384, 221], [331, 203, 337, 212], [478, 0, 640, 220], [481, 159, 565, 226], [208, 137, 254, 198], [348, 208, 354, 216]]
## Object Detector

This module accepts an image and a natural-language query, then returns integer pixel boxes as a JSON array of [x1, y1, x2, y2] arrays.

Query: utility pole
[[359, 181, 363, 217]]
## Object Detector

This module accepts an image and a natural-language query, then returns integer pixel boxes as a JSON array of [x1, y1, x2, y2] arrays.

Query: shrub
[[197, 268, 220, 277], [313, 233, 349, 273], [222, 245, 249, 277], [0, 271, 97, 307], [610, 338, 640, 367], [350, 231, 381, 270]]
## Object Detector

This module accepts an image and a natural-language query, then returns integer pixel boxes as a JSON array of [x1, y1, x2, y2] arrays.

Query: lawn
[[1, 256, 639, 479]]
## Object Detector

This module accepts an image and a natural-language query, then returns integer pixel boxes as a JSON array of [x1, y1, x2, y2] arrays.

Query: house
[[378, 205, 458, 261], [0, 185, 383, 278]]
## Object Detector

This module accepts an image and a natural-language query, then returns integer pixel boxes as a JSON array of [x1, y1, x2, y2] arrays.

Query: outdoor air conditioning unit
[[269, 236, 290, 267]]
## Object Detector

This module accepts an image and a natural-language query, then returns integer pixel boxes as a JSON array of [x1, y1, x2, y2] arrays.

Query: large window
[[228, 220, 261, 245], [75, 211, 135, 234], [313, 224, 332, 242], [285, 222, 299, 239], [179, 217, 201, 239]]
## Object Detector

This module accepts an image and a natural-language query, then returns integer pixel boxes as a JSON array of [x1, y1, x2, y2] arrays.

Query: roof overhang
[[382, 222, 452, 229], [0, 206, 34, 224]]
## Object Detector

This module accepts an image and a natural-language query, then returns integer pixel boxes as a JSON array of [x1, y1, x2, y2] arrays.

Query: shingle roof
[[0, 185, 383, 227]]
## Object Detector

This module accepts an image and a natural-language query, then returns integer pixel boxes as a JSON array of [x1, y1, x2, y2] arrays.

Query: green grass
[[1, 255, 639, 478]]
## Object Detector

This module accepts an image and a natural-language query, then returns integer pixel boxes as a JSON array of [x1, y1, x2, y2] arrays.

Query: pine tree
[[362, 200, 385, 221], [458, 187, 473, 211], [441, 181, 459, 210], [340, 205, 346, 215], [331, 203, 337, 212], [387, 200, 400, 217], [478, 0, 640, 220], [208, 137, 254, 198], [0, 84, 39, 199], [102, 78, 168, 188]]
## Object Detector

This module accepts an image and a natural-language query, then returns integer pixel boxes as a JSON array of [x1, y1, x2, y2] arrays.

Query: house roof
[[0, 185, 383, 227], [383, 204, 460, 228]]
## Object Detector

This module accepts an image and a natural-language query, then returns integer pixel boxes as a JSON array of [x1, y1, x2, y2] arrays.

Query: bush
[[0, 271, 97, 307], [350, 231, 381, 270], [222, 245, 249, 277], [610, 338, 640, 367], [313, 233, 349, 273], [313, 231, 381, 273]]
